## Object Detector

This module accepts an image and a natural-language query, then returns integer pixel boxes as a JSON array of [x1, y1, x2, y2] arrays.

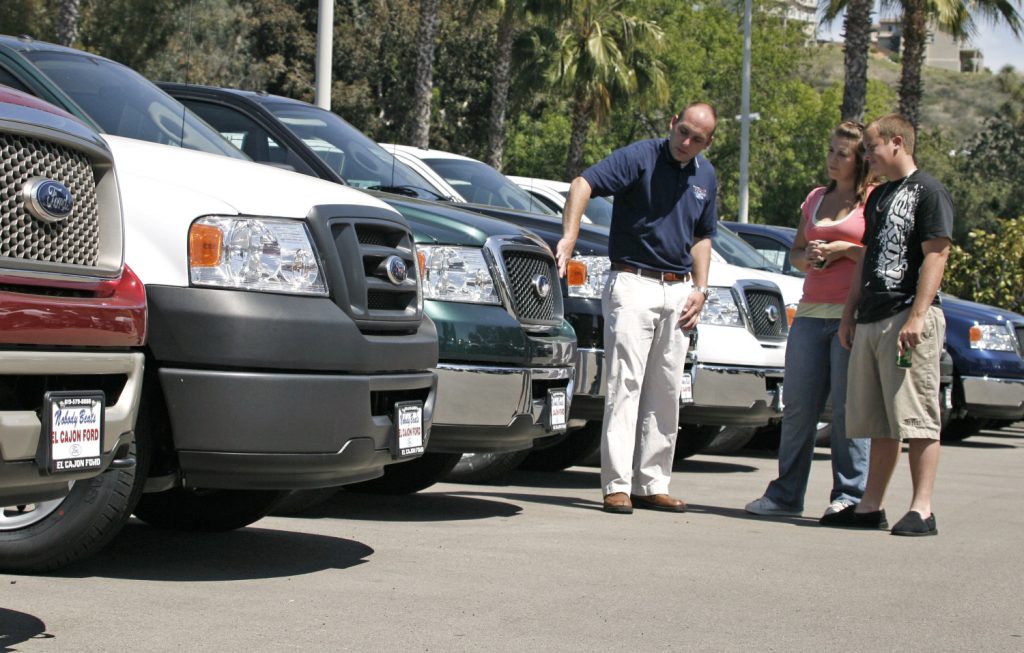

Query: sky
[[817, 6, 1023, 73]]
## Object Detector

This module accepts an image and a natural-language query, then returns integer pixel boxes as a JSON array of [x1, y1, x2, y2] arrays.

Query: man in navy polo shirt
[[557, 102, 717, 514]]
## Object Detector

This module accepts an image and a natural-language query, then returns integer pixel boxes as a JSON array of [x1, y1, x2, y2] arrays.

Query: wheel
[[345, 453, 462, 495], [700, 426, 758, 455], [519, 422, 603, 472], [674, 425, 723, 460], [443, 450, 531, 484], [940, 415, 985, 442], [133, 488, 287, 531], [270, 487, 342, 516], [0, 437, 147, 573]]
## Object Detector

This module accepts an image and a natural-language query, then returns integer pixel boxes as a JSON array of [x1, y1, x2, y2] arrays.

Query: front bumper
[[429, 364, 575, 453], [680, 364, 786, 427], [0, 351, 144, 505], [961, 375, 1024, 420]]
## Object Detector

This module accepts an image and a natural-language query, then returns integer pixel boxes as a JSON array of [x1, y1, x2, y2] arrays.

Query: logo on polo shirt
[[692, 185, 708, 201]]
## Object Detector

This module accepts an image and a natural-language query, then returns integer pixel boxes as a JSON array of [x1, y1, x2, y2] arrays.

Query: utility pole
[[315, 0, 334, 110], [738, 0, 752, 223]]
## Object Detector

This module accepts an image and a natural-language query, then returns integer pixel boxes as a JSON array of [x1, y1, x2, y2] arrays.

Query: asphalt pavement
[[3, 423, 1022, 652]]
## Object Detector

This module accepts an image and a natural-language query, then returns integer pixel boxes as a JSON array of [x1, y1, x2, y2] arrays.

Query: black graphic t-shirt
[[856, 170, 954, 324]]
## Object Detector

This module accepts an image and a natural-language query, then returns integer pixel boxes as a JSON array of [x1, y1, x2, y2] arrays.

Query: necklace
[[874, 170, 917, 214]]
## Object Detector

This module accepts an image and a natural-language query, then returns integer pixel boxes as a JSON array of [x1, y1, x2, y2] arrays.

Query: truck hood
[[103, 135, 394, 217], [941, 294, 1024, 326], [457, 204, 609, 256]]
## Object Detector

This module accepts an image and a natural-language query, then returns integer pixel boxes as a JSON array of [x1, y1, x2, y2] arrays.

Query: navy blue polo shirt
[[582, 138, 717, 275]]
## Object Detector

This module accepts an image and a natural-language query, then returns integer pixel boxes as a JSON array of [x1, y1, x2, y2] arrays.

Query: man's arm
[[556, 177, 592, 278], [677, 236, 711, 329], [897, 237, 951, 354]]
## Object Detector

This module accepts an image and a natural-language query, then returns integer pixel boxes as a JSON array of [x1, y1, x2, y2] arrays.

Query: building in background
[[875, 16, 984, 72]]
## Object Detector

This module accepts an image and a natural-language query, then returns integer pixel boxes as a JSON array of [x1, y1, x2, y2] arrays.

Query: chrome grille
[[744, 288, 786, 338], [0, 132, 99, 265], [502, 251, 556, 322]]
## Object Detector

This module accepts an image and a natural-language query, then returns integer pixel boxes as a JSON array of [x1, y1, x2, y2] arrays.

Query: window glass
[[424, 158, 556, 214]]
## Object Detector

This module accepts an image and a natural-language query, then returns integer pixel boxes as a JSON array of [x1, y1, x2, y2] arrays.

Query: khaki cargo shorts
[[846, 306, 945, 440]]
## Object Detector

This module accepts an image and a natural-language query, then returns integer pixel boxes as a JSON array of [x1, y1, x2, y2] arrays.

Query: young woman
[[745, 121, 873, 518]]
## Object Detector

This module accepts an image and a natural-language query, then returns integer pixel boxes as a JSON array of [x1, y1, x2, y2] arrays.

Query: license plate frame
[[38, 391, 105, 475], [392, 401, 425, 459], [547, 388, 567, 432], [679, 371, 693, 404]]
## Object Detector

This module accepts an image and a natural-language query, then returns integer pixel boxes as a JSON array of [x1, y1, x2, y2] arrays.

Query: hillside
[[801, 42, 1018, 137]]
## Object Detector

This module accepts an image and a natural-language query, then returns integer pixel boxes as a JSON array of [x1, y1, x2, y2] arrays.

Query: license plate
[[392, 401, 424, 459], [39, 391, 105, 475], [547, 389, 567, 431], [776, 383, 785, 411], [679, 372, 693, 404], [943, 385, 953, 410]]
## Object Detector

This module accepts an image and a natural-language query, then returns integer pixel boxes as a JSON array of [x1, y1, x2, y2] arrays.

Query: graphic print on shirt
[[873, 184, 920, 290]]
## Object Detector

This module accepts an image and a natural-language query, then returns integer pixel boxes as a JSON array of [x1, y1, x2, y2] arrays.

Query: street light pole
[[315, 0, 334, 110], [738, 0, 752, 224]]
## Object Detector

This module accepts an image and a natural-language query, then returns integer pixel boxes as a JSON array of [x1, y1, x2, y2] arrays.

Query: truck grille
[[0, 132, 99, 266], [743, 286, 787, 338], [1015, 324, 1024, 356], [502, 251, 557, 322], [326, 218, 421, 331]]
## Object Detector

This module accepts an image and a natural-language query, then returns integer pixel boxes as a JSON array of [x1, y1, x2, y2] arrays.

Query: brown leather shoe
[[630, 493, 687, 513], [603, 492, 633, 514]]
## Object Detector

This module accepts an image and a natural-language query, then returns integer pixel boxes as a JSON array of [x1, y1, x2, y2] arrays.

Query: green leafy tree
[[944, 218, 1024, 312]]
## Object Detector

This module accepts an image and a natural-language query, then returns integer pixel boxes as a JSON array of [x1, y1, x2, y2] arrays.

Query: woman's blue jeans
[[763, 316, 869, 511]]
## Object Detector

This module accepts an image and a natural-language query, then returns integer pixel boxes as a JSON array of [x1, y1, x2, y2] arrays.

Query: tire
[[940, 415, 985, 442], [519, 422, 603, 472], [0, 437, 147, 574], [133, 488, 287, 532], [674, 425, 723, 461], [443, 450, 531, 484], [345, 452, 462, 495], [700, 426, 758, 455], [270, 487, 342, 516]]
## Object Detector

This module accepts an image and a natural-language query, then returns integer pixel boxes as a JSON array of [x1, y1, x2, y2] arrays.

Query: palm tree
[[822, 0, 874, 122], [553, 0, 668, 179], [411, 0, 439, 148], [56, 0, 82, 47]]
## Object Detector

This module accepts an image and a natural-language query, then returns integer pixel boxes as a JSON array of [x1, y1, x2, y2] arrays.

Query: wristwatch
[[693, 286, 711, 300]]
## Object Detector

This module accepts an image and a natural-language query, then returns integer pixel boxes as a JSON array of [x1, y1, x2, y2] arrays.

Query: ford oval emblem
[[765, 305, 780, 324], [384, 255, 408, 285], [22, 177, 74, 224], [532, 274, 551, 299]]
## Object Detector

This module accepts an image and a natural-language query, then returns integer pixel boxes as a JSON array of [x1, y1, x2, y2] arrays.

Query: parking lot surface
[[3, 424, 1022, 652]]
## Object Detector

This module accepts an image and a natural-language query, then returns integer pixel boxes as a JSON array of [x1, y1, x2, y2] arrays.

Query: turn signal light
[[785, 305, 796, 326], [417, 249, 426, 277], [969, 325, 982, 344], [189, 223, 223, 267], [567, 259, 587, 286]]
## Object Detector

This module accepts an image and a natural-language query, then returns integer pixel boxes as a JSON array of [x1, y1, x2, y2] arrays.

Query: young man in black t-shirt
[[825, 114, 954, 536]]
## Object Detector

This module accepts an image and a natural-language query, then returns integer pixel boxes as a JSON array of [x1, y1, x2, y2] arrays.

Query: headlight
[[567, 256, 611, 298], [969, 323, 1017, 351], [418, 245, 500, 304], [189, 217, 327, 295], [700, 287, 744, 327]]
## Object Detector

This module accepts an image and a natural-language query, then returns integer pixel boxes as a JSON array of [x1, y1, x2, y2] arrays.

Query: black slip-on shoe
[[891, 511, 937, 536], [819, 504, 889, 529]]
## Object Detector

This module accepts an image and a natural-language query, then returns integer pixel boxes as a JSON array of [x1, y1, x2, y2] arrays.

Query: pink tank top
[[800, 186, 866, 306]]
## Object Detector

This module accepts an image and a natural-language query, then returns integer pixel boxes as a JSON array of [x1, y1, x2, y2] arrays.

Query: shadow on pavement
[[304, 491, 522, 523], [685, 503, 821, 528], [673, 458, 760, 473], [943, 439, 1017, 450], [51, 521, 372, 582], [0, 608, 52, 651], [443, 490, 602, 512]]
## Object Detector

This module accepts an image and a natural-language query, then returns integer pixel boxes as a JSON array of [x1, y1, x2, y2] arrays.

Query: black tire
[[443, 451, 531, 484], [519, 422, 603, 472], [133, 488, 287, 532], [674, 425, 723, 461], [700, 426, 757, 455], [270, 487, 342, 516], [0, 437, 147, 574], [940, 415, 985, 442], [345, 452, 462, 495]]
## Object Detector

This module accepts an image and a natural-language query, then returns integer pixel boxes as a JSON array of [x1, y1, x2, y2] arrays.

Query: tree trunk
[[56, 0, 81, 48], [898, 0, 927, 129], [840, 0, 872, 122], [564, 94, 591, 180], [410, 0, 439, 148], [485, 5, 516, 172]]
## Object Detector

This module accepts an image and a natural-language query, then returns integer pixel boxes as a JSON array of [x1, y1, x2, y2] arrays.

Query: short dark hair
[[867, 114, 916, 156]]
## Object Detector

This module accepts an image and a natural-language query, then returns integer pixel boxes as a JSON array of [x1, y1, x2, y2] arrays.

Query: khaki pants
[[601, 271, 692, 496], [846, 306, 945, 440]]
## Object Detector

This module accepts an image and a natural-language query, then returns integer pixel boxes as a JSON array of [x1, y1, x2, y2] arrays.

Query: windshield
[[424, 158, 556, 215], [714, 224, 777, 270], [265, 103, 448, 200], [26, 51, 246, 158]]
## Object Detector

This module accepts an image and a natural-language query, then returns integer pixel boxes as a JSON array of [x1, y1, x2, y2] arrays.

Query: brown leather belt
[[611, 263, 691, 283]]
